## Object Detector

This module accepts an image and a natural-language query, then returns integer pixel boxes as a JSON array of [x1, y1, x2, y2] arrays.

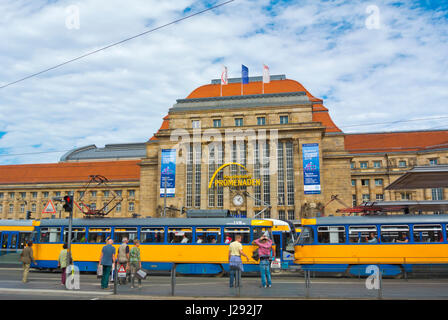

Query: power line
[[0, 0, 235, 90]]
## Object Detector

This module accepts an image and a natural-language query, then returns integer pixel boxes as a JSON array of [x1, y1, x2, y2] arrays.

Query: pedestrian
[[117, 237, 130, 284], [252, 232, 274, 288], [20, 241, 36, 284], [99, 238, 116, 289], [129, 239, 142, 288], [228, 234, 249, 288], [58, 243, 72, 286]]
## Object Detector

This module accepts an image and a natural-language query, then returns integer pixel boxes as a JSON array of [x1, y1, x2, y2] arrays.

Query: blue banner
[[241, 64, 249, 84], [302, 143, 321, 194], [160, 149, 176, 197]]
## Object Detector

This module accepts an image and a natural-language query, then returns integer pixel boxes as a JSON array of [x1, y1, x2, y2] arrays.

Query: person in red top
[[252, 232, 273, 288]]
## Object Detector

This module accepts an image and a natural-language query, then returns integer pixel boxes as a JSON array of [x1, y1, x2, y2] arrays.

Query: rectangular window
[[39, 227, 61, 243], [413, 225, 442, 243], [398, 160, 407, 168], [380, 225, 410, 243], [63, 227, 86, 243], [208, 145, 216, 207], [234, 118, 243, 127], [280, 115, 288, 124], [9, 204, 13, 214], [360, 162, 368, 169], [278, 210, 286, 220], [192, 120, 200, 128], [429, 158, 438, 166], [128, 202, 134, 212], [350, 162, 355, 169], [128, 190, 135, 198], [32, 192, 37, 199], [285, 142, 294, 206], [186, 144, 193, 207], [213, 119, 221, 128], [0, 204, 2, 213], [277, 142, 285, 206], [141, 227, 165, 243], [43, 192, 49, 198], [103, 190, 110, 197], [351, 180, 356, 186], [9, 192, 14, 199], [352, 194, 357, 207], [432, 188, 444, 200], [375, 179, 383, 186], [287, 210, 295, 220], [373, 161, 382, 168], [349, 226, 378, 243], [376, 194, 384, 201], [114, 227, 138, 243], [31, 204, 36, 212], [87, 228, 111, 243], [0, 193, 3, 199], [194, 144, 202, 208], [91, 191, 97, 198], [298, 226, 314, 244], [168, 227, 192, 244], [20, 204, 25, 213], [362, 194, 370, 202], [257, 117, 266, 125], [361, 179, 369, 186], [224, 227, 250, 244], [317, 226, 346, 244], [196, 228, 221, 244], [115, 203, 122, 212], [401, 192, 411, 200], [20, 192, 26, 199]]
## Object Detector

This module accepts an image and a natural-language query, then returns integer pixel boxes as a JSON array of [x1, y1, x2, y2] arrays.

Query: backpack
[[251, 248, 259, 261]]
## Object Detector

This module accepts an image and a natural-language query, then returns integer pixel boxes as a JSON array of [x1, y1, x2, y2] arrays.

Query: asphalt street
[[1, 267, 448, 300]]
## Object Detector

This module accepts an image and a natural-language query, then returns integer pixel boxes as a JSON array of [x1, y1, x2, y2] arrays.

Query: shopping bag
[[270, 258, 281, 269], [136, 269, 148, 280], [96, 264, 103, 278]]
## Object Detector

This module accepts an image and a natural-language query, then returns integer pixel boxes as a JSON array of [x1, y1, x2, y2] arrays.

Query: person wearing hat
[[252, 232, 274, 288]]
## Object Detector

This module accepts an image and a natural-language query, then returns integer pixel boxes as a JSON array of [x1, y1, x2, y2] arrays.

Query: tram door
[[1, 232, 19, 252]]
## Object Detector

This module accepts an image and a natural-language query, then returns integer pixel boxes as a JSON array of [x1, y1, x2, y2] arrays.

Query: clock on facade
[[232, 194, 244, 206]]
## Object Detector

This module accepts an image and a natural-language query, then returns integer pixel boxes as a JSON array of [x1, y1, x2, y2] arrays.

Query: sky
[[0, 0, 447, 165]]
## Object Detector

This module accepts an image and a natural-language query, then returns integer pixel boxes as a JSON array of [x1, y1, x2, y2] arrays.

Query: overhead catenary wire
[[0, 0, 235, 90]]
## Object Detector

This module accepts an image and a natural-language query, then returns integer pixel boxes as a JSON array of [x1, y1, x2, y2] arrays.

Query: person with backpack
[[129, 239, 142, 288], [117, 237, 130, 285]]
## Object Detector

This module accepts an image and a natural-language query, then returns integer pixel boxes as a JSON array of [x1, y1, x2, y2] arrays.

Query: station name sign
[[213, 174, 261, 188], [208, 162, 260, 188]]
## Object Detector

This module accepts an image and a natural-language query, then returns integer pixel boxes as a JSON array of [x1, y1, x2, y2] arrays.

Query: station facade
[[0, 75, 446, 220]]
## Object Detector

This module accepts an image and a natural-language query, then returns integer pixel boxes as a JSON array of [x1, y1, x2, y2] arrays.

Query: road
[[1, 267, 448, 300]]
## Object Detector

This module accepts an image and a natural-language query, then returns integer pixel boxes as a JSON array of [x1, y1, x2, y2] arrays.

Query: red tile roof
[[345, 130, 448, 154], [0, 160, 141, 185]]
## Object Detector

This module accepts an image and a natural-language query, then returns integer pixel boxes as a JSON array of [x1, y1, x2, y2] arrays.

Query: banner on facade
[[302, 143, 321, 194], [160, 149, 176, 197]]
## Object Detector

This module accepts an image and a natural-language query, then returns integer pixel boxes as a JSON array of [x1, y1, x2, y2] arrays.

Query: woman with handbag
[[252, 232, 274, 288]]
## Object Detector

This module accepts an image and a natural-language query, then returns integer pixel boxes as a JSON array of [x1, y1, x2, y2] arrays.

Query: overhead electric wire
[[0, 0, 235, 90]]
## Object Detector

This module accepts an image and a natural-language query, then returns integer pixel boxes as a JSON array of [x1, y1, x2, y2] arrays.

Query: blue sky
[[0, 0, 447, 164]]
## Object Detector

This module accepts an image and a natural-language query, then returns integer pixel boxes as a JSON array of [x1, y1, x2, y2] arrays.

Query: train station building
[[0, 75, 447, 220]]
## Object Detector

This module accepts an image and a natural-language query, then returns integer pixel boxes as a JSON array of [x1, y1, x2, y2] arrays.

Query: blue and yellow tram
[[32, 218, 273, 275], [295, 215, 448, 276]]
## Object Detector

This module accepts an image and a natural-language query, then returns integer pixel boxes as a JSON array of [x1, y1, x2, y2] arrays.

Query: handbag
[[136, 268, 148, 280]]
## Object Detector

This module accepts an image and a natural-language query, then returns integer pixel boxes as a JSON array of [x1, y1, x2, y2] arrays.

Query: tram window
[[195, 228, 221, 244], [168, 228, 192, 244], [63, 228, 87, 243], [413, 225, 442, 243], [380, 225, 410, 243], [114, 228, 138, 243], [349, 226, 378, 243], [141, 227, 165, 244], [224, 227, 250, 244], [1, 234, 7, 248], [39, 227, 61, 243], [317, 226, 346, 244], [87, 228, 111, 243], [253, 227, 272, 242], [297, 227, 314, 244], [18, 233, 32, 249]]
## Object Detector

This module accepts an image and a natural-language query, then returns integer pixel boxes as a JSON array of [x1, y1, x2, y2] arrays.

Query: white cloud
[[0, 0, 447, 164]]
